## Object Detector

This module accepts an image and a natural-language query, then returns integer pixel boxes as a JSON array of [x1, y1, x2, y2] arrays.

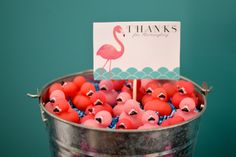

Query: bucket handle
[[27, 93, 40, 98], [27, 91, 48, 123], [200, 82, 212, 96], [27, 88, 40, 99], [180, 76, 212, 96]]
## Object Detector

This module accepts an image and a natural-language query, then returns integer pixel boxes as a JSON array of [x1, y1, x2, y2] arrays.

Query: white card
[[93, 21, 180, 80]]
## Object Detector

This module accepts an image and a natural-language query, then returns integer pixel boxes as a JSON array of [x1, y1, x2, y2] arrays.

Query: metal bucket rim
[[39, 69, 207, 133]]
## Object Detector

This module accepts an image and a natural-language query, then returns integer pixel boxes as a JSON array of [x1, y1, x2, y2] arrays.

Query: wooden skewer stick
[[132, 79, 137, 100]]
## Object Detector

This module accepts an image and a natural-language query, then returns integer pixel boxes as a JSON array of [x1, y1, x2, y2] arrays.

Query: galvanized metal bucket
[[28, 70, 210, 157]]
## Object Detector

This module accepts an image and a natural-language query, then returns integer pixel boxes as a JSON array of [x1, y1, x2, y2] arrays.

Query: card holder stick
[[132, 79, 137, 100]]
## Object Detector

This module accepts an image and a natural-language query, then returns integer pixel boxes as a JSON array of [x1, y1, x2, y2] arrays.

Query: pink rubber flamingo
[[96, 25, 125, 75]]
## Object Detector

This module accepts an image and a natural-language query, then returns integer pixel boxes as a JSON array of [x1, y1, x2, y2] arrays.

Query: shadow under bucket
[[34, 70, 210, 157]]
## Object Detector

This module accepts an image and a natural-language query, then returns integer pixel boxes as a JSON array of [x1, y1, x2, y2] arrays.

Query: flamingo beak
[[86, 90, 94, 96], [148, 116, 156, 121], [49, 98, 55, 103], [146, 88, 153, 94], [100, 85, 107, 91], [95, 117, 102, 123], [53, 106, 61, 113], [94, 99, 103, 106], [126, 83, 132, 89], [181, 106, 190, 112], [129, 109, 138, 116], [118, 123, 126, 129], [116, 97, 123, 102], [121, 29, 125, 37], [178, 87, 186, 94], [88, 108, 93, 113], [158, 93, 166, 100]]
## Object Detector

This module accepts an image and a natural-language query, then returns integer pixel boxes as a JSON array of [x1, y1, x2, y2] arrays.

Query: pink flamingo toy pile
[[44, 75, 202, 130]]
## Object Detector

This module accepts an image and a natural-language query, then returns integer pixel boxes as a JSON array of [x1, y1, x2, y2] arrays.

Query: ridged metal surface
[[38, 70, 207, 157]]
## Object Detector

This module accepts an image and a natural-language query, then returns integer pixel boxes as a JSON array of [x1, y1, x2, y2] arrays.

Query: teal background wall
[[1, 0, 235, 157]]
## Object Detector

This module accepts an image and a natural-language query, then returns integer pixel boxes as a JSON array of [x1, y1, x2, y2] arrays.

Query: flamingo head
[[90, 91, 107, 106], [116, 92, 131, 104], [176, 80, 194, 96], [85, 105, 105, 116], [116, 118, 134, 129], [95, 110, 112, 127], [52, 99, 70, 114], [124, 99, 141, 116], [179, 97, 196, 112], [152, 88, 168, 102], [126, 80, 141, 90], [99, 80, 114, 92], [80, 82, 96, 97], [142, 110, 159, 124], [144, 81, 160, 95], [114, 25, 122, 33]]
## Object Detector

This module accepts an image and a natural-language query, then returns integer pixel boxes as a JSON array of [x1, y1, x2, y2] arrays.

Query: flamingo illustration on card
[[96, 25, 125, 74], [93, 21, 180, 80]]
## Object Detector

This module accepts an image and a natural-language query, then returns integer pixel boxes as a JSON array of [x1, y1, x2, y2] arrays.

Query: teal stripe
[[94, 67, 180, 80]]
